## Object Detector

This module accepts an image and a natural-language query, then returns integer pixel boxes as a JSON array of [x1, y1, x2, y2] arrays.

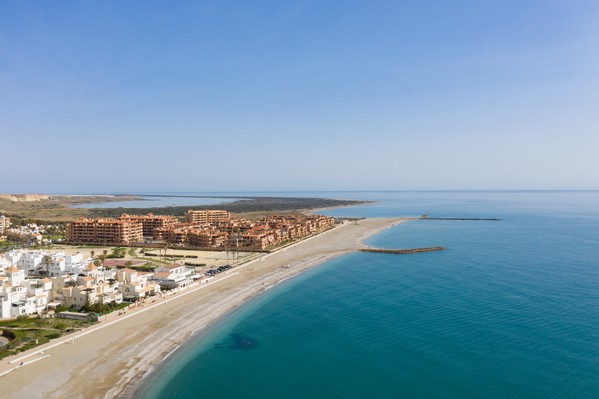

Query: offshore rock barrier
[[419, 216, 501, 221], [359, 246, 446, 255]]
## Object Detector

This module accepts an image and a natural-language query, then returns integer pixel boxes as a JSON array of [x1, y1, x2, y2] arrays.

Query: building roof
[[121, 268, 137, 273], [5, 265, 20, 273], [153, 272, 173, 279], [160, 264, 184, 270]]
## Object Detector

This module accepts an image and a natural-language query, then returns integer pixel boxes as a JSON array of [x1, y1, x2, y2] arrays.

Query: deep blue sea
[[135, 191, 599, 399]]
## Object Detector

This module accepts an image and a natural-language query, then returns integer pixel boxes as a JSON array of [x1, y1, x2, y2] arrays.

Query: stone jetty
[[359, 246, 446, 255]]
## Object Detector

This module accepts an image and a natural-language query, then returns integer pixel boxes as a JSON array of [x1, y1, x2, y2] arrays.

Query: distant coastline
[[0, 193, 372, 222]]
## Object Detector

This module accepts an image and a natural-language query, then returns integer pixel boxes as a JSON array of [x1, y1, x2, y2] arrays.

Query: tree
[[82, 292, 93, 312], [40, 255, 52, 274]]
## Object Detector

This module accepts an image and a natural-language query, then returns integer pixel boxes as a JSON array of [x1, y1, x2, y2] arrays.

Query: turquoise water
[[136, 191, 599, 398]]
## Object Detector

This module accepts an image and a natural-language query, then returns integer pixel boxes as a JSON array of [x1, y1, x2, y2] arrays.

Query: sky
[[1, 0, 598, 193]]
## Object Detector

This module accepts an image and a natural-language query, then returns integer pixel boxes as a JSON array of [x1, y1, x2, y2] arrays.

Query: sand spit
[[0, 218, 404, 399]]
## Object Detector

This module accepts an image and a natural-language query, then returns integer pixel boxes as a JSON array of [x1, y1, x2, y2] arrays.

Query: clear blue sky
[[1, 1, 598, 193]]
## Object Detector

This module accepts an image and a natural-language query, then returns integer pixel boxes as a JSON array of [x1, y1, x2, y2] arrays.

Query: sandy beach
[[0, 217, 404, 399]]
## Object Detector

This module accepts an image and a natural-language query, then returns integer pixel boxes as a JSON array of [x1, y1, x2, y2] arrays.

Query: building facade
[[185, 210, 231, 224], [117, 213, 178, 239], [67, 218, 143, 245]]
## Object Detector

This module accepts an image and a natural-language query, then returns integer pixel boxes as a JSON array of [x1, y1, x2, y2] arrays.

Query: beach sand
[[0, 218, 404, 399]]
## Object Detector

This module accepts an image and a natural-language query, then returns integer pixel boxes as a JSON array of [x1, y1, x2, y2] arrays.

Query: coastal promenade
[[0, 217, 404, 399]]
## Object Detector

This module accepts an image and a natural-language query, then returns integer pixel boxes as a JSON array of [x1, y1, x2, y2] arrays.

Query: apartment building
[[185, 210, 231, 224], [153, 214, 336, 250], [65, 212, 335, 250], [155, 225, 193, 244], [117, 213, 178, 239], [67, 218, 143, 245], [187, 230, 228, 248]]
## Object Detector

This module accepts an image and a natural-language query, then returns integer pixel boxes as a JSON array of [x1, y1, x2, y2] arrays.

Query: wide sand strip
[[0, 218, 404, 399]]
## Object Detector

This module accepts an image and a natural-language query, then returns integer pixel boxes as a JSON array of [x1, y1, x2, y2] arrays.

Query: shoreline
[[0, 217, 405, 399], [124, 250, 349, 399]]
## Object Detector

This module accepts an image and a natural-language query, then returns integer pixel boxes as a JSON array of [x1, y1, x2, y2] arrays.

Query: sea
[[133, 191, 599, 399]]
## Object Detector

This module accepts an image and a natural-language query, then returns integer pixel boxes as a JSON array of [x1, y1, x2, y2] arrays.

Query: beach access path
[[0, 217, 404, 399]]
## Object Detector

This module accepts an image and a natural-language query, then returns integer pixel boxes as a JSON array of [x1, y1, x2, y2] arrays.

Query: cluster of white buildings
[[0, 249, 199, 320], [3, 250, 90, 276], [1, 220, 63, 245]]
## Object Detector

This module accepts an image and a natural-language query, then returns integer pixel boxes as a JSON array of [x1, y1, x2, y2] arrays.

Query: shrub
[[54, 322, 67, 331]]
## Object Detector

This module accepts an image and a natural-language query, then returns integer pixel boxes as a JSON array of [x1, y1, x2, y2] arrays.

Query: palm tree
[[40, 255, 52, 275]]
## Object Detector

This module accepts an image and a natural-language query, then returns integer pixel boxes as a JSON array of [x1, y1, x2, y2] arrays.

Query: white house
[[151, 264, 197, 291], [0, 266, 37, 319], [65, 253, 91, 274], [116, 268, 161, 300], [6, 250, 45, 274], [21, 278, 53, 313], [0, 254, 9, 271], [50, 274, 123, 310], [41, 257, 66, 277]]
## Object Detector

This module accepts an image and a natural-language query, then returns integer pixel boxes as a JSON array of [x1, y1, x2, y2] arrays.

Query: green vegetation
[[88, 196, 371, 218], [128, 248, 137, 256], [42, 234, 65, 241], [81, 301, 129, 315], [136, 256, 171, 265], [0, 316, 95, 359], [106, 247, 127, 259], [133, 265, 157, 272], [184, 262, 207, 267]]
